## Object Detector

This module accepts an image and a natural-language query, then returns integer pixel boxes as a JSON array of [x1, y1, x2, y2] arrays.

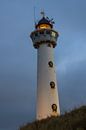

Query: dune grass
[[20, 106, 86, 130]]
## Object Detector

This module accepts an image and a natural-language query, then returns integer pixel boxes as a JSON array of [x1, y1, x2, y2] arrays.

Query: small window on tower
[[47, 44, 51, 47], [40, 31, 44, 34], [46, 30, 50, 34], [35, 33, 38, 36], [48, 61, 53, 67], [50, 81, 55, 88], [52, 104, 57, 112]]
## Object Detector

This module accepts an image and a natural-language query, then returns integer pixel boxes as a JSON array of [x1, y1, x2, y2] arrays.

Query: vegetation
[[20, 106, 86, 130]]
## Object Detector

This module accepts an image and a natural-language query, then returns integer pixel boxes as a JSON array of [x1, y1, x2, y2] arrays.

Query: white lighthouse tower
[[30, 12, 60, 120]]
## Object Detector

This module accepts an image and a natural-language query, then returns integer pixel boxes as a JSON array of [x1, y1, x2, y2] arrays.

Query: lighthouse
[[30, 12, 60, 120]]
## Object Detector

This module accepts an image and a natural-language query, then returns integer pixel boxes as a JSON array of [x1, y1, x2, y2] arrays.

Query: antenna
[[34, 6, 36, 27], [40, 9, 45, 18]]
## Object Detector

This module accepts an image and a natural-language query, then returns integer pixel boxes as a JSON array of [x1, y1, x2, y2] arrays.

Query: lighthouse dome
[[35, 17, 53, 29]]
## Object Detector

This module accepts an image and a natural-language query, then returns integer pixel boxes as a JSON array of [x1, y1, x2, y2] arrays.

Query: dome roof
[[35, 17, 53, 29]]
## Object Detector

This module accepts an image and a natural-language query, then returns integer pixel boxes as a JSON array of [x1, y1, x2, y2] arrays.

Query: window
[[47, 44, 51, 47], [52, 104, 57, 112], [50, 81, 55, 88], [38, 24, 51, 29], [33, 37, 35, 40], [40, 31, 44, 34], [51, 31, 56, 37], [48, 61, 53, 67], [35, 33, 38, 36], [46, 30, 50, 34]]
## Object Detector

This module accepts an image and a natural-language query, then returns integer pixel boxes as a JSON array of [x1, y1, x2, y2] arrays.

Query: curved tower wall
[[37, 44, 60, 119]]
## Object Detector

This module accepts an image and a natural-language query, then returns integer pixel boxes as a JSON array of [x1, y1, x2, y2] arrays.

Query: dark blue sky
[[0, 0, 86, 130]]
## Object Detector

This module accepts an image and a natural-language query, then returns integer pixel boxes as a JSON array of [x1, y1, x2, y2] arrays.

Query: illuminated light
[[52, 31, 56, 37], [37, 24, 51, 29]]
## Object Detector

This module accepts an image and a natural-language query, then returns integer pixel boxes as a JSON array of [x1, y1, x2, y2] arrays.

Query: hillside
[[20, 106, 86, 130]]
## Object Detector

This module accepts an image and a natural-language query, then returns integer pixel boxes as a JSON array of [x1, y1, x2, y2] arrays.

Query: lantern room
[[30, 13, 59, 49], [35, 16, 53, 29]]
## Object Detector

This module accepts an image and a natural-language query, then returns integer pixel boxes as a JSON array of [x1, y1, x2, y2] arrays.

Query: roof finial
[[40, 10, 45, 18]]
